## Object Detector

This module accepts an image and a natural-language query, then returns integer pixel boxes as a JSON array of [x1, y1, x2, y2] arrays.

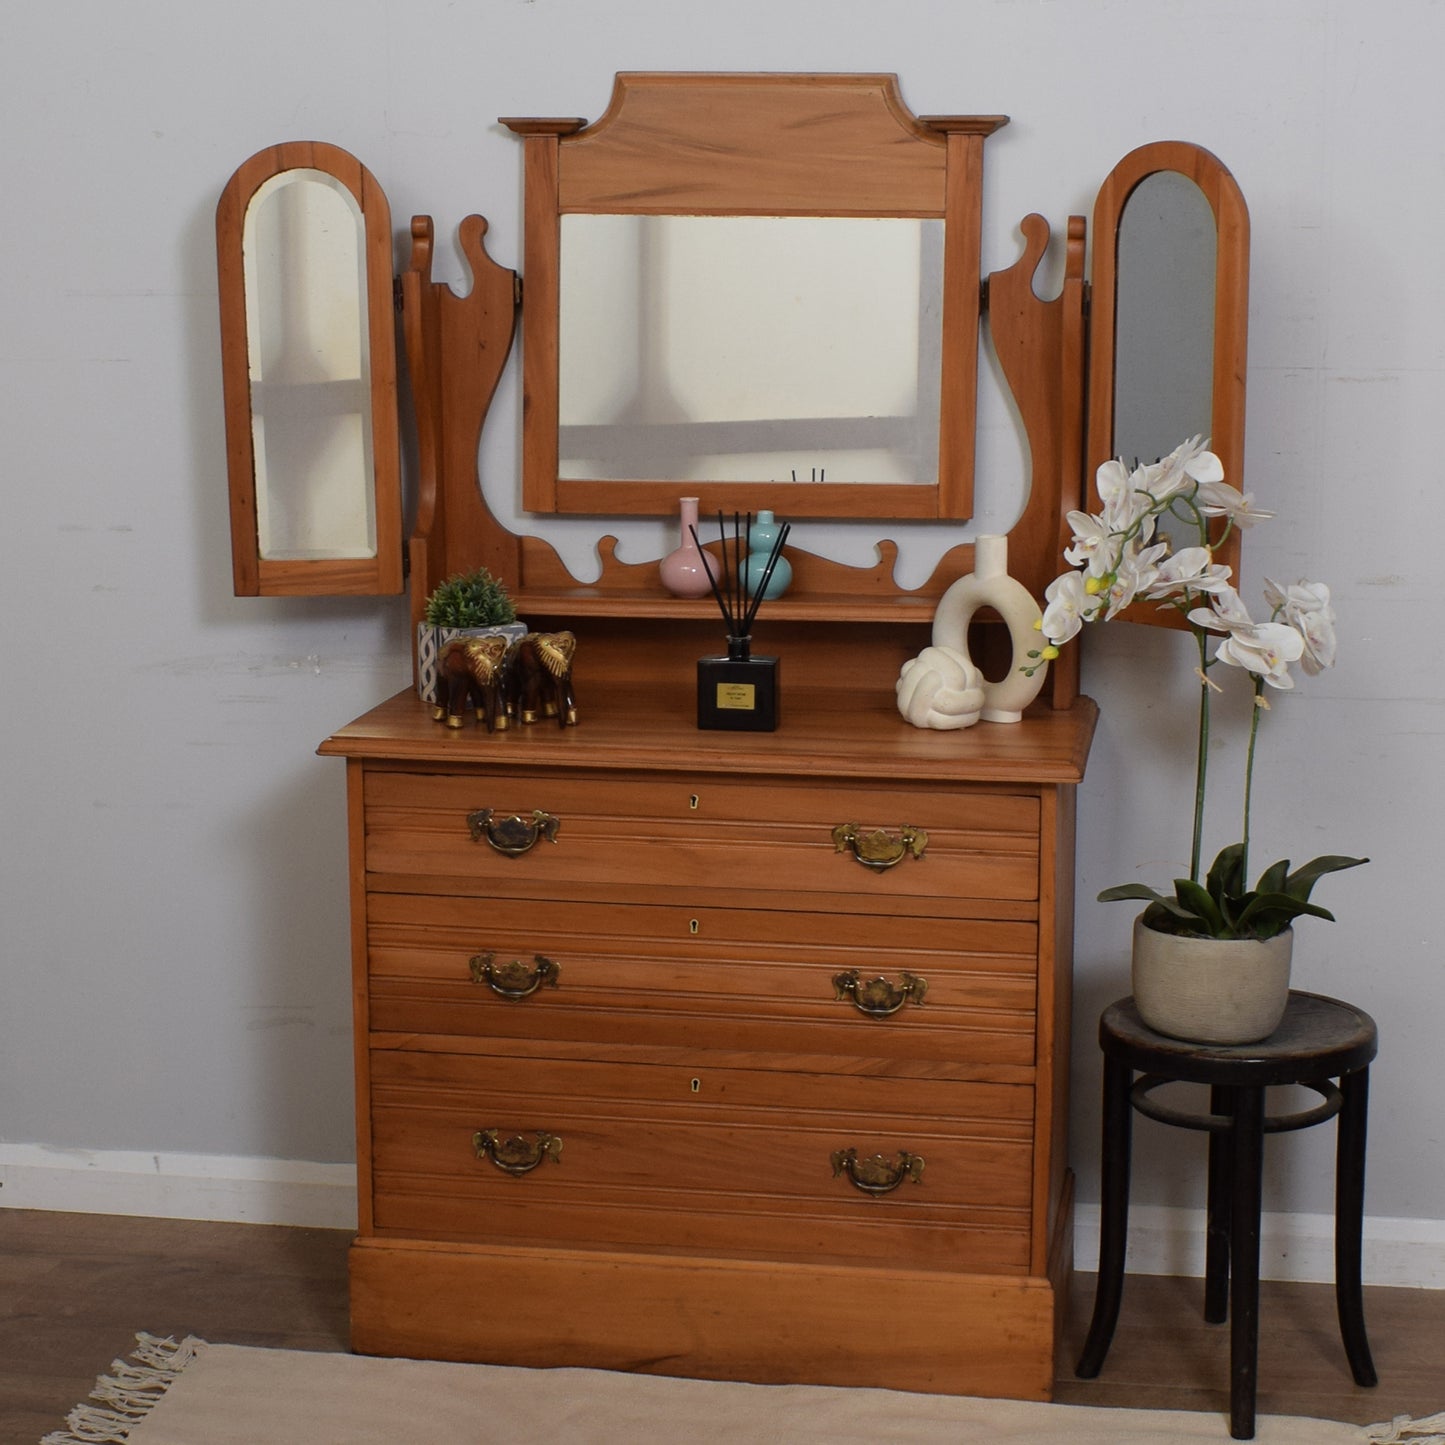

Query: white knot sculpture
[[895, 645, 985, 731]]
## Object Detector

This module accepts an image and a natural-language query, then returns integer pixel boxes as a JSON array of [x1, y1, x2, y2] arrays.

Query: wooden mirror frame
[[501, 74, 1006, 522], [1086, 141, 1250, 622], [216, 142, 403, 596]]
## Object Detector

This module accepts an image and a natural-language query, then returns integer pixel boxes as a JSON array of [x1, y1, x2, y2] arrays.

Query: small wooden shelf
[[514, 586, 943, 623]]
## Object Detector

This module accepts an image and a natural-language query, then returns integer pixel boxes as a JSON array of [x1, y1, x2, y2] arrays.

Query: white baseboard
[[3, 1143, 1442, 1288], [0, 1143, 357, 1230], [1073, 1202, 1445, 1289]]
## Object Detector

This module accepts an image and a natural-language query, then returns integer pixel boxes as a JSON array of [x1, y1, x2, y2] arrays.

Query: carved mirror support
[[216, 142, 403, 595]]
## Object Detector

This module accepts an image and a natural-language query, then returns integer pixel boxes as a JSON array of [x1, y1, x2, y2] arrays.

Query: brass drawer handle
[[473, 1129, 563, 1175], [833, 969, 928, 1017], [466, 808, 560, 856], [469, 952, 560, 999], [830, 1147, 925, 1195], [831, 822, 928, 871]]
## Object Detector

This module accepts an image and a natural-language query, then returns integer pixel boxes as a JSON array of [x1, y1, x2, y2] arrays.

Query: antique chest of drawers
[[321, 682, 1096, 1400]]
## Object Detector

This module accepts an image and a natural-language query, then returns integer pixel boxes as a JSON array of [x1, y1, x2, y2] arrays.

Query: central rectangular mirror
[[558, 214, 944, 489], [504, 75, 1006, 524]]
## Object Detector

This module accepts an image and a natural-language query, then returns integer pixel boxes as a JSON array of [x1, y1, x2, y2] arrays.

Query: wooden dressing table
[[219, 69, 1249, 1400]]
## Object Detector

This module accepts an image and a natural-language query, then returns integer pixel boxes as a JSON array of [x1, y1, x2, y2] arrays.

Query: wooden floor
[[5, 1209, 1440, 1441]]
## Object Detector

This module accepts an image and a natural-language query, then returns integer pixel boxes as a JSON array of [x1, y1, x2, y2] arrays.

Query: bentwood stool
[[1075, 991, 1378, 1441]]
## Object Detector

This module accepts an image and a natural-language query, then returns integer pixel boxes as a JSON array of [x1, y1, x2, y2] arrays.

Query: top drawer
[[363, 767, 1041, 908]]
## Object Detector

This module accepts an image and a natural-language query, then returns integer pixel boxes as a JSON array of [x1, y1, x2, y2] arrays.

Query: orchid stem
[[1242, 676, 1265, 885], [1192, 627, 1211, 884]]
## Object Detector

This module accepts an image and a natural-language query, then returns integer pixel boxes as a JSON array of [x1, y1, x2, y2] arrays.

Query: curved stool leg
[[1335, 1066, 1377, 1386], [1228, 1085, 1265, 1441], [1077, 1053, 1133, 1377]]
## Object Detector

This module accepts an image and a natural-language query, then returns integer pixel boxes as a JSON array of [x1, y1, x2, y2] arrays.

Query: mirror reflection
[[1112, 171, 1216, 469], [243, 169, 378, 561], [558, 215, 943, 486]]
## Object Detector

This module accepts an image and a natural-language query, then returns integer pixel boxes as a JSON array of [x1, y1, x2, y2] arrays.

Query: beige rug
[[44, 1334, 1445, 1445]]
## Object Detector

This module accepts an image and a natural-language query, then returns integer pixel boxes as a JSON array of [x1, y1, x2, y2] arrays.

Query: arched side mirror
[[1087, 142, 1249, 623], [216, 142, 403, 596]]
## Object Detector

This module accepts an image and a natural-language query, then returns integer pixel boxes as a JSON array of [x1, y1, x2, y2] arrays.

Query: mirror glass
[[558, 215, 943, 486], [1112, 171, 1216, 469], [242, 168, 377, 560]]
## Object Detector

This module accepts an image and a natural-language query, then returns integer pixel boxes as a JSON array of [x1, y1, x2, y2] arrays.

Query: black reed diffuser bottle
[[693, 511, 790, 731]]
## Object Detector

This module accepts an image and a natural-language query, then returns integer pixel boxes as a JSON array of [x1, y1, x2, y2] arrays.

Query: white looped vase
[[896, 534, 1047, 730]]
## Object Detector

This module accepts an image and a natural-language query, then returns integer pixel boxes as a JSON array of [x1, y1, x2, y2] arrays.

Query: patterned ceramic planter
[[416, 621, 527, 706]]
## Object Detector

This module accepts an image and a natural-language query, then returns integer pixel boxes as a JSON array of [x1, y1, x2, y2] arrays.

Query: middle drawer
[[368, 893, 1040, 1073]]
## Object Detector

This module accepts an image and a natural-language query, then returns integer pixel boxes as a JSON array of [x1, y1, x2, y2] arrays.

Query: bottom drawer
[[369, 1049, 1035, 1272]]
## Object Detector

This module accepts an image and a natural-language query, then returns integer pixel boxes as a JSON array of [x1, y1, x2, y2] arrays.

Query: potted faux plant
[[416, 568, 525, 706], [1027, 436, 1367, 1043]]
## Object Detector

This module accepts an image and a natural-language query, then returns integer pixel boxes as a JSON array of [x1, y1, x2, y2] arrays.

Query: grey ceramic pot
[[1131, 914, 1293, 1045]]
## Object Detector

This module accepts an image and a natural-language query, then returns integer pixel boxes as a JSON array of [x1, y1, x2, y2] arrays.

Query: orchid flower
[[1188, 582, 1253, 632], [1141, 546, 1233, 603], [1187, 586, 1304, 687], [1063, 510, 1117, 574], [1195, 479, 1276, 528], [1100, 539, 1167, 618], [1040, 570, 1095, 645], [1141, 435, 1225, 506], [1264, 577, 1336, 674], [1214, 621, 1306, 688], [1095, 458, 1159, 538]]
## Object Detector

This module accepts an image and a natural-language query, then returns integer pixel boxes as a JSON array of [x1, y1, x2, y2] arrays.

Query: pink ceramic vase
[[659, 496, 715, 598]]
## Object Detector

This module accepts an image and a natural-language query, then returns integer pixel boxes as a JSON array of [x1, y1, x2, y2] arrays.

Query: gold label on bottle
[[717, 682, 756, 710]]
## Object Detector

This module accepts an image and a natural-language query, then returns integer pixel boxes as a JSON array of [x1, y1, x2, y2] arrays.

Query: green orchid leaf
[[1235, 892, 1337, 932], [1174, 878, 1226, 934], [1097, 883, 1170, 906], [1255, 859, 1290, 895], [1284, 855, 1369, 901], [1206, 843, 1246, 904], [1100, 884, 1204, 928]]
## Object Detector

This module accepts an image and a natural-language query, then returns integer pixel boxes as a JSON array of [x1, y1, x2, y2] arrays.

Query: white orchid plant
[[1024, 436, 1366, 941]]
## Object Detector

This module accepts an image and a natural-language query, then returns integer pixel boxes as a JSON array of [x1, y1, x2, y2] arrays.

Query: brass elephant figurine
[[515, 631, 578, 727], [435, 634, 514, 731]]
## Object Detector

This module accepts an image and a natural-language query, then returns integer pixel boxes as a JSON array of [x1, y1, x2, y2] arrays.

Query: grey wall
[[2, 0, 1439, 1239]]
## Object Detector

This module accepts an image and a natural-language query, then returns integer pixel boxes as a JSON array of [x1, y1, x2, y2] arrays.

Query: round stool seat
[[1101, 991, 1377, 1086]]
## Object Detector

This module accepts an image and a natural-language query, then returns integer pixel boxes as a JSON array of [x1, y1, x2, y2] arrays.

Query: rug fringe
[[40, 1333, 208, 1445], [1367, 1412, 1445, 1444]]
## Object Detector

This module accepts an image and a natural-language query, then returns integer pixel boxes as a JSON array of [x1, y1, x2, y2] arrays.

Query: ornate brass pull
[[833, 969, 928, 1017], [830, 1147, 925, 1195], [469, 952, 560, 999], [473, 1129, 563, 1175], [831, 822, 928, 871], [466, 808, 560, 856]]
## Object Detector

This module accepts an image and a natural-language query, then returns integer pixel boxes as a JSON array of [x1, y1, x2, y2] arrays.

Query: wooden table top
[[320, 686, 1098, 787]]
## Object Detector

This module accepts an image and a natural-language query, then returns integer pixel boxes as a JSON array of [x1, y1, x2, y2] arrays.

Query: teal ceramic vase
[[740, 510, 792, 600]]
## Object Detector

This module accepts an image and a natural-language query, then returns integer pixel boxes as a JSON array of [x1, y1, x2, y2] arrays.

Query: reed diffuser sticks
[[691, 510, 789, 730], [690, 510, 791, 654]]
